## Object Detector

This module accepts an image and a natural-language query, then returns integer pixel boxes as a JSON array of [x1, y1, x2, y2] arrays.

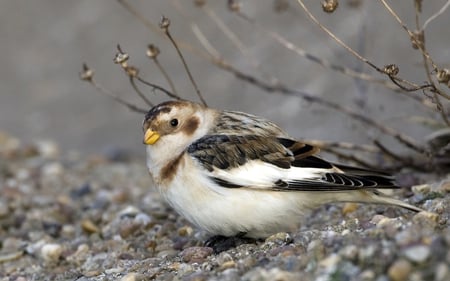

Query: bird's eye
[[170, 118, 179, 127]]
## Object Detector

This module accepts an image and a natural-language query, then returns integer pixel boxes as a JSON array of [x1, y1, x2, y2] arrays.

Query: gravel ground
[[0, 131, 449, 281]]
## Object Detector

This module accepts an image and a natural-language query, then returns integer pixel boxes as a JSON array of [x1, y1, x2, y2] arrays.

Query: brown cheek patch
[[183, 116, 200, 136], [160, 153, 184, 183]]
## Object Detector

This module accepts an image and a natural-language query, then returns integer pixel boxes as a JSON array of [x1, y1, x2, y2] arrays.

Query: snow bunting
[[143, 100, 422, 239]]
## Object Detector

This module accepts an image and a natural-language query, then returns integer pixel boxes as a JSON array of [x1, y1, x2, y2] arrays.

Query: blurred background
[[1, 0, 448, 158]]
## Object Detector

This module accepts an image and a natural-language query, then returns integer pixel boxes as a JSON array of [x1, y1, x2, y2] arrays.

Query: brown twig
[[411, 2, 450, 126], [135, 76, 181, 100], [159, 16, 207, 106], [233, 8, 400, 91], [146, 44, 178, 96], [79, 63, 147, 114], [114, 44, 178, 103], [296, 0, 435, 94], [373, 140, 427, 171]]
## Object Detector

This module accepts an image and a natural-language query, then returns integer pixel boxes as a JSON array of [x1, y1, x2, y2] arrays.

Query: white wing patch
[[209, 159, 330, 189]]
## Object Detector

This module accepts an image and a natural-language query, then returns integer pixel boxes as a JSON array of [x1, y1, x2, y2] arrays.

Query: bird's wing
[[188, 135, 399, 191]]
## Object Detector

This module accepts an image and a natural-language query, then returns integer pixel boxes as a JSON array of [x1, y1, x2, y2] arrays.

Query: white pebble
[[403, 245, 430, 263], [41, 243, 63, 262]]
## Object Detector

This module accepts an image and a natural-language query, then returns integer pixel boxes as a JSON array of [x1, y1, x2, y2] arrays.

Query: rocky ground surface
[[0, 132, 449, 281]]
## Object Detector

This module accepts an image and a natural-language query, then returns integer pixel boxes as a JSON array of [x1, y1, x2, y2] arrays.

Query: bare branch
[[422, 0, 450, 30], [79, 63, 147, 114], [159, 16, 207, 106], [146, 44, 178, 96]]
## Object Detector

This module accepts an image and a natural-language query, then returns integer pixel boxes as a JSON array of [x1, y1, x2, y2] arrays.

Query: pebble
[[40, 243, 63, 262], [265, 232, 293, 245], [119, 206, 140, 218], [340, 245, 358, 260], [0, 251, 24, 263], [411, 184, 431, 194], [178, 225, 194, 237], [41, 162, 64, 177], [219, 260, 236, 271], [319, 253, 341, 270], [0, 200, 9, 218], [35, 140, 60, 159], [81, 219, 100, 234], [438, 180, 450, 192], [120, 273, 139, 281], [435, 262, 449, 281], [412, 211, 439, 228], [402, 245, 430, 263], [134, 213, 152, 226], [180, 247, 213, 263], [387, 259, 412, 281], [342, 202, 358, 215], [242, 267, 301, 281]]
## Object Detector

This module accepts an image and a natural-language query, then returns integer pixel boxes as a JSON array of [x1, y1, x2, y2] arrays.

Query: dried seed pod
[[159, 16, 170, 30], [383, 64, 399, 76], [228, 0, 240, 12], [322, 0, 339, 13], [436, 69, 450, 84], [146, 44, 160, 59], [79, 63, 94, 82]]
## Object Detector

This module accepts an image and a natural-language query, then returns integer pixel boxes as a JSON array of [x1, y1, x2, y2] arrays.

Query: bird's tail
[[363, 190, 424, 212], [319, 189, 424, 213]]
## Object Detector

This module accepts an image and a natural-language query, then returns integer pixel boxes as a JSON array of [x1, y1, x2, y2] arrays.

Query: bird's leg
[[204, 232, 256, 253]]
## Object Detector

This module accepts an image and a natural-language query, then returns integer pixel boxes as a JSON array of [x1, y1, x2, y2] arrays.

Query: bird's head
[[142, 100, 214, 160]]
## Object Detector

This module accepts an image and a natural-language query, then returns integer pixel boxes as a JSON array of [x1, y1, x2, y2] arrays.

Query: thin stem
[[161, 17, 207, 106], [129, 76, 154, 107]]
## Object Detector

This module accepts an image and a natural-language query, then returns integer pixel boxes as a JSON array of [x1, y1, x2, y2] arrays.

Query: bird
[[142, 100, 423, 240]]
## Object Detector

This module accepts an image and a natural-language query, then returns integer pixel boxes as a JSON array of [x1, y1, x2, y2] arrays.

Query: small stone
[[120, 273, 138, 281], [0, 200, 8, 218], [219, 260, 236, 271], [437, 180, 450, 193], [319, 253, 341, 269], [35, 140, 59, 159], [387, 259, 412, 281], [81, 219, 100, 234], [183, 272, 208, 281], [40, 243, 63, 262], [403, 245, 430, 263], [41, 162, 64, 177], [180, 247, 213, 263], [119, 206, 140, 218], [342, 202, 358, 215], [178, 225, 194, 237], [411, 184, 431, 194], [105, 267, 124, 274], [0, 251, 24, 263], [133, 213, 152, 227], [358, 270, 375, 281], [42, 221, 62, 238], [70, 183, 91, 199], [67, 243, 90, 263], [340, 245, 358, 260], [119, 222, 140, 238], [412, 211, 439, 228], [435, 262, 449, 281], [242, 267, 301, 281], [265, 232, 292, 245]]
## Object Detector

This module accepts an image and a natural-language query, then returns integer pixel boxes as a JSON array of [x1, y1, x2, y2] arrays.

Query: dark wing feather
[[189, 135, 399, 192], [188, 135, 303, 171]]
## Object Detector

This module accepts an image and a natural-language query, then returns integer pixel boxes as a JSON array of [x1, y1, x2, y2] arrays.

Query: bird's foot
[[204, 234, 256, 253]]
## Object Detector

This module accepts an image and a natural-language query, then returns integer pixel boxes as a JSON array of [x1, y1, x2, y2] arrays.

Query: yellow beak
[[144, 129, 160, 145]]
